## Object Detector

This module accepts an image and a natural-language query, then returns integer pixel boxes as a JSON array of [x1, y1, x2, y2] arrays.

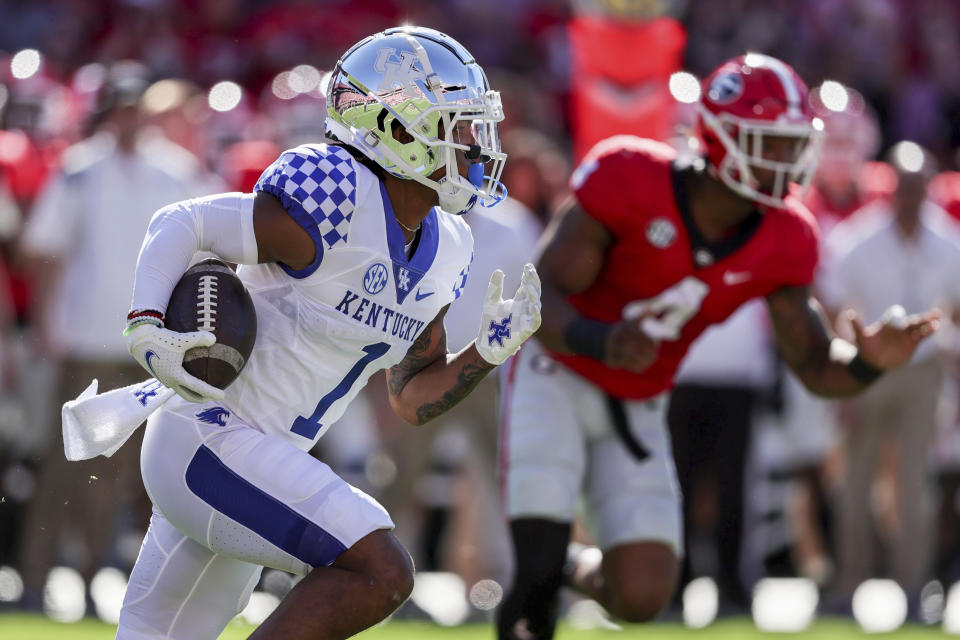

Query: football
[[165, 258, 257, 392]]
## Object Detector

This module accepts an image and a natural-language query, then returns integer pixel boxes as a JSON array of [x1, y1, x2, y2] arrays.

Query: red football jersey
[[549, 136, 819, 399]]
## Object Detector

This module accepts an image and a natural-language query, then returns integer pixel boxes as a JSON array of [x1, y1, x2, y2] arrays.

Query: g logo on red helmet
[[708, 72, 744, 105]]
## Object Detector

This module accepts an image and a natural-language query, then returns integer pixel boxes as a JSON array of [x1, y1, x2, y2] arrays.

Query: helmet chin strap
[[436, 162, 484, 214], [436, 179, 478, 215]]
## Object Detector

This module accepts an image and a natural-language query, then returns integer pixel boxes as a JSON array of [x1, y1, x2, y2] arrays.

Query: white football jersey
[[221, 144, 473, 449]]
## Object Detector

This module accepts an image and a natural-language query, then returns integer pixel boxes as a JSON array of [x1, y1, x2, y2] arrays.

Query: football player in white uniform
[[115, 27, 541, 640]]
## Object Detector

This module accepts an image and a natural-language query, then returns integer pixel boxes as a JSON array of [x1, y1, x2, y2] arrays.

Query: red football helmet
[[809, 81, 880, 192], [697, 53, 823, 208]]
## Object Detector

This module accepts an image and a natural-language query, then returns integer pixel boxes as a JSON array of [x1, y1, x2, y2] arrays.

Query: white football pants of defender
[[502, 339, 682, 553], [117, 397, 394, 640]]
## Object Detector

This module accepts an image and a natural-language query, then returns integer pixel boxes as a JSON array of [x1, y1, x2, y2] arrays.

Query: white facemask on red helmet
[[697, 53, 824, 208]]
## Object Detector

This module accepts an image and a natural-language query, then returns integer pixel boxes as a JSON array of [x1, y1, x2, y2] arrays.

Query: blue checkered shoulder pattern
[[255, 144, 357, 252], [452, 251, 473, 300]]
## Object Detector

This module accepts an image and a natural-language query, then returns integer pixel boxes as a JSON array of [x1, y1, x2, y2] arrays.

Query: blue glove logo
[[487, 314, 512, 347]]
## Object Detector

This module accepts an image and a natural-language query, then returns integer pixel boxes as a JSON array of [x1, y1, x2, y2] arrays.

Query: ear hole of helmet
[[379, 112, 442, 173], [390, 118, 415, 144]]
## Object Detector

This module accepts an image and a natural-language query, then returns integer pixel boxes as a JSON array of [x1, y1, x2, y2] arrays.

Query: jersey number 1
[[621, 276, 709, 340], [290, 342, 391, 439]]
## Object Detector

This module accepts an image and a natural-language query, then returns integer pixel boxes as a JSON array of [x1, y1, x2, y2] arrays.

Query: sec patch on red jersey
[[165, 259, 257, 392]]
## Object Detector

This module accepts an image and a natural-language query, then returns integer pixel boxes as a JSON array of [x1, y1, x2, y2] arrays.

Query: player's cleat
[[562, 542, 603, 592]]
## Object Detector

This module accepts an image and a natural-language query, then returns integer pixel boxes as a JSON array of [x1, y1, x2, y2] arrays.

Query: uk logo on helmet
[[708, 72, 744, 104], [374, 47, 427, 93]]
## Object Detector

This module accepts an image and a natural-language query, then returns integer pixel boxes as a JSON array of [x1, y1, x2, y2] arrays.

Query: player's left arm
[[766, 285, 940, 397], [386, 306, 492, 425], [387, 265, 541, 425]]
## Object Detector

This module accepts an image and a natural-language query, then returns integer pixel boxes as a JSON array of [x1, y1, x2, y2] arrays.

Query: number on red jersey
[[622, 276, 709, 340]]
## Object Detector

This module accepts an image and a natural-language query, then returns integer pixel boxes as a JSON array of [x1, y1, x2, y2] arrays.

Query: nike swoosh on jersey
[[722, 271, 751, 285], [415, 289, 434, 301]]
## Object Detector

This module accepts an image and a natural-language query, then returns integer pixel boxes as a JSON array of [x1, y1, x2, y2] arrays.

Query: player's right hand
[[124, 323, 225, 403], [849, 306, 941, 372], [475, 264, 542, 366], [604, 319, 659, 373]]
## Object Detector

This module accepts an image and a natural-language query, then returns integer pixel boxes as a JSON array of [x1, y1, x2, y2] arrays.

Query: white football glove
[[474, 263, 542, 365], [125, 324, 225, 402]]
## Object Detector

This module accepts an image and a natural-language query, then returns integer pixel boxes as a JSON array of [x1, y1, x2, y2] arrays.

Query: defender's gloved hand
[[474, 263, 542, 365], [125, 323, 225, 402]]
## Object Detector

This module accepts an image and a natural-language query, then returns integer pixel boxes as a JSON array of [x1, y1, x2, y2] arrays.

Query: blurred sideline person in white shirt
[[16, 61, 210, 612], [819, 141, 960, 611], [742, 84, 890, 592]]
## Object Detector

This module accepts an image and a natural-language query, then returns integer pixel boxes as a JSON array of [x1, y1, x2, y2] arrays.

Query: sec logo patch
[[363, 263, 389, 295], [646, 218, 676, 248]]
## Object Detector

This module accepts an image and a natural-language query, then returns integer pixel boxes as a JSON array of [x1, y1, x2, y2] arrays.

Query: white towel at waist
[[62, 377, 175, 461]]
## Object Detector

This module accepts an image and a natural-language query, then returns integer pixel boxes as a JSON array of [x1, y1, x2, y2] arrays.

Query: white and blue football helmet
[[326, 26, 507, 215]]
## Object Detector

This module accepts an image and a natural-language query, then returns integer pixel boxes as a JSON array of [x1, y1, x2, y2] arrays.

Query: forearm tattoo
[[388, 306, 495, 423], [387, 319, 441, 396], [414, 358, 493, 424]]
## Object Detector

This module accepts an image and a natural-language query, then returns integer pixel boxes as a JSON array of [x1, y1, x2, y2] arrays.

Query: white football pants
[[116, 397, 394, 640], [501, 339, 682, 553]]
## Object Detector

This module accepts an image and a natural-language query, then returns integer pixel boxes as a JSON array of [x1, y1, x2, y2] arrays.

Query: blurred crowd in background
[[3, 0, 960, 631]]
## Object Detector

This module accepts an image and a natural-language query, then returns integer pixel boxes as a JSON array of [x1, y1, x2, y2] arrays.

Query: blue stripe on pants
[[185, 444, 347, 566]]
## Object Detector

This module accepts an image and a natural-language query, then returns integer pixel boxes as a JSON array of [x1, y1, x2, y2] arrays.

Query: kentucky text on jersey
[[230, 142, 472, 447], [335, 289, 427, 342]]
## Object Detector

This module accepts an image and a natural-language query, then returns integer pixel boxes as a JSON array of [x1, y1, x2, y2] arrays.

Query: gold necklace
[[396, 217, 421, 233]]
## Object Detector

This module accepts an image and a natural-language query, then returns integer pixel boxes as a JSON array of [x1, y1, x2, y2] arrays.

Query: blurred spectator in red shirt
[[929, 162, 960, 224], [0, 51, 78, 325], [219, 139, 280, 193]]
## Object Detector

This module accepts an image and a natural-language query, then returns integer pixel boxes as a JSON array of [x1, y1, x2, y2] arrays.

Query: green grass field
[[0, 615, 952, 639]]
